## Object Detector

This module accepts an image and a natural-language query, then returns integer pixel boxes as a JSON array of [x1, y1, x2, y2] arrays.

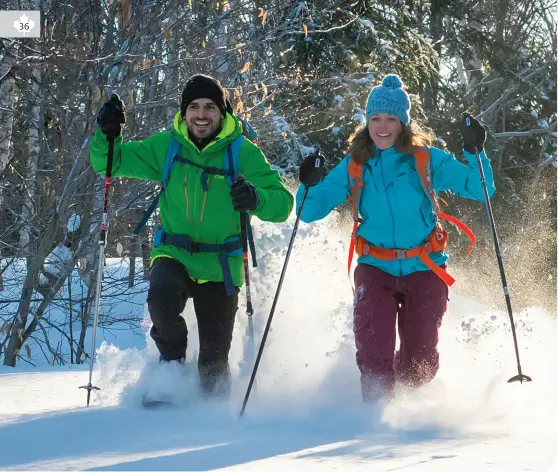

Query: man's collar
[[190, 127, 222, 150]]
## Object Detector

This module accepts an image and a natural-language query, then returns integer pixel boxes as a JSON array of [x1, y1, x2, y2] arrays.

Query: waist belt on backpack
[[153, 227, 242, 296], [354, 221, 455, 286]]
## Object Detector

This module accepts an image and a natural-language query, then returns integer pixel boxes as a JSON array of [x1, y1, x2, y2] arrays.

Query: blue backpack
[[133, 129, 257, 295]]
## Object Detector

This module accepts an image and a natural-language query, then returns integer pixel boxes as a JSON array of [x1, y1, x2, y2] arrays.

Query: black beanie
[[180, 74, 231, 117]]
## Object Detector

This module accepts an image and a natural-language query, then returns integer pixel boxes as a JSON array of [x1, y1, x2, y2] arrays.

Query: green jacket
[[90, 111, 294, 286]]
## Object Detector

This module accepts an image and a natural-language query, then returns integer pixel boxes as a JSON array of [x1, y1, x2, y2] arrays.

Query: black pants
[[147, 257, 239, 398]]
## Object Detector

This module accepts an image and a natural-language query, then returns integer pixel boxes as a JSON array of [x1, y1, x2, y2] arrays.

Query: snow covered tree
[[1, 0, 555, 366]]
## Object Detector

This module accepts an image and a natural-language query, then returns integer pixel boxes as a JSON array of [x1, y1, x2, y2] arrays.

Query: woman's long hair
[[347, 121, 435, 164]]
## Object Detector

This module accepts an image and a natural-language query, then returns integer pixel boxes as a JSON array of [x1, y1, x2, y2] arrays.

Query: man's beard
[[188, 123, 221, 150]]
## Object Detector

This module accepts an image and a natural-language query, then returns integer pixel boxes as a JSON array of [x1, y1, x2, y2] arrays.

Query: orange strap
[[355, 233, 456, 286], [347, 157, 364, 291], [348, 221, 359, 292], [348, 221, 358, 277], [356, 238, 425, 261], [418, 252, 456, 286], [438, 212, 476, 255]]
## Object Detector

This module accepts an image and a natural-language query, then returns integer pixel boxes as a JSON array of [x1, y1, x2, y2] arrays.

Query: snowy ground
[[0, 213, 556, 471]]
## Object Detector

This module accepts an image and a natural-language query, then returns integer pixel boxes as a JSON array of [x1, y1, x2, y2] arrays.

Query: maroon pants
[[353, 264, 448, 402]]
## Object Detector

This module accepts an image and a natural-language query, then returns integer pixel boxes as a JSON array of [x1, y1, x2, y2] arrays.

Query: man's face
[[184, 98, 223, 141]]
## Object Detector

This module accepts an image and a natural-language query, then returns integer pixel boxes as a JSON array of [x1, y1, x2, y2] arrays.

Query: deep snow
[[0, 213, 556, 471]]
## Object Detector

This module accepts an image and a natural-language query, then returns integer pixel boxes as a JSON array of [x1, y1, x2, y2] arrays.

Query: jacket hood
[[172, 110, 242, 152]]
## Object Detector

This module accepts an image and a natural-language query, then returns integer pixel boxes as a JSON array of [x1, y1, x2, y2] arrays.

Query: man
[[90, 74, 293, 398]]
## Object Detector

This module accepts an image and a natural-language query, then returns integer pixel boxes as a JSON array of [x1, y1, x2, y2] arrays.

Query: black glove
[[97, 94, 126, 135], [230, 175, 259, 212], [462, 114, 486, 154], [299, 152, 326, 187]]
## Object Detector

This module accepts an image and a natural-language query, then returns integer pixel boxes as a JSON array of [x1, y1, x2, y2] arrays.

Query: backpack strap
[[346, 156, 364, 284], [413, 145, 476, 280], [133, 135, 182, 234], [347, 156, 364, 223], [237, 115, 260, 144], [413, 145, 440, 213], [225, 135, 244, 185], [162, 135, 182, 189], [413, 146, 476, 255], [175, 154, 235, 191]]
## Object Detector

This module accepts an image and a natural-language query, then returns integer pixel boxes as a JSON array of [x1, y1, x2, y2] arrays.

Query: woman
[[297, 74, 495, 402]]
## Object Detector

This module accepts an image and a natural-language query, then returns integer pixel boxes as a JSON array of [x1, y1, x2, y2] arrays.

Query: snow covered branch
[[492, 128, 555, 138]]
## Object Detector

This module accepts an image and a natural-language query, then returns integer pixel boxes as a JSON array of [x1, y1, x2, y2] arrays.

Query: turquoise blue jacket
[[296, 146, 496, 277]]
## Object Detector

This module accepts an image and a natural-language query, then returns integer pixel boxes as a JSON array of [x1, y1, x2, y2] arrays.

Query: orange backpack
[[347, 146, 476, 286]]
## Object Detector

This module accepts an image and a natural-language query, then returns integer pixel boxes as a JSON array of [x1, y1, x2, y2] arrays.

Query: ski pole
[[232, 176, 256, 359], [469, 125, 532, 384], [80, 96, 121, 405], [240, 210, 256, 368], [239, 186, 310, 417]]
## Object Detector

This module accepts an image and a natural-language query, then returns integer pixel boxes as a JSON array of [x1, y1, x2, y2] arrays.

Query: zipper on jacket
[[200, 178, 209, 224], [183, 173, 191, 221], [191, 167, 201, 239], [371, 160, 380, 193], [379, 150, 402, 276]]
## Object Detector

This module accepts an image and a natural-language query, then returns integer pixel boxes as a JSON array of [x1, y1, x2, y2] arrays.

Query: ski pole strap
[[154, 227, 242, 296]]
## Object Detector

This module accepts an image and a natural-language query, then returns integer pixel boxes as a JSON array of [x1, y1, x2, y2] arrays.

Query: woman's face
[[367, 113, 403, 150]]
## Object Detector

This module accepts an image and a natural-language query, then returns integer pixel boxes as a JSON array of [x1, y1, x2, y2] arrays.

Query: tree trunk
[[76, 278, 95, 364], [3, 272, 35, 366], [216, 1, 230, 75], [424, 0, 443, 111], [141, 231, 151, 279], [3, 213, 60, 366], [481, 0, 510, 127], [76, 315, 88, 365], [19, 64, 43, 252], [462, 6, 484, 107], [0, 38, 11, 285], [0, 40, 15, 178], [128, 235, 136, 288], [69, 273, 74, 363]]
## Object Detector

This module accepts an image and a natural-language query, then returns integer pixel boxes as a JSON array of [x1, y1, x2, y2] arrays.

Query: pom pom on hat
[[381, 74, 403, 89], [365, 74, 411, 125]]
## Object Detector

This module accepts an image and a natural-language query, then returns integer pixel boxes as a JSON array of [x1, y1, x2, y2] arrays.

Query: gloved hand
[[97, 94, 126, 135], [299, 151, 326, 187], [462, 114, 486, 154], [230, 175, 259, 212]]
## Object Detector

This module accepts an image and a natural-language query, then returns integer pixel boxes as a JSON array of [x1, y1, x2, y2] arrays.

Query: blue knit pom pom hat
[[365, 74, 411, 126]]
